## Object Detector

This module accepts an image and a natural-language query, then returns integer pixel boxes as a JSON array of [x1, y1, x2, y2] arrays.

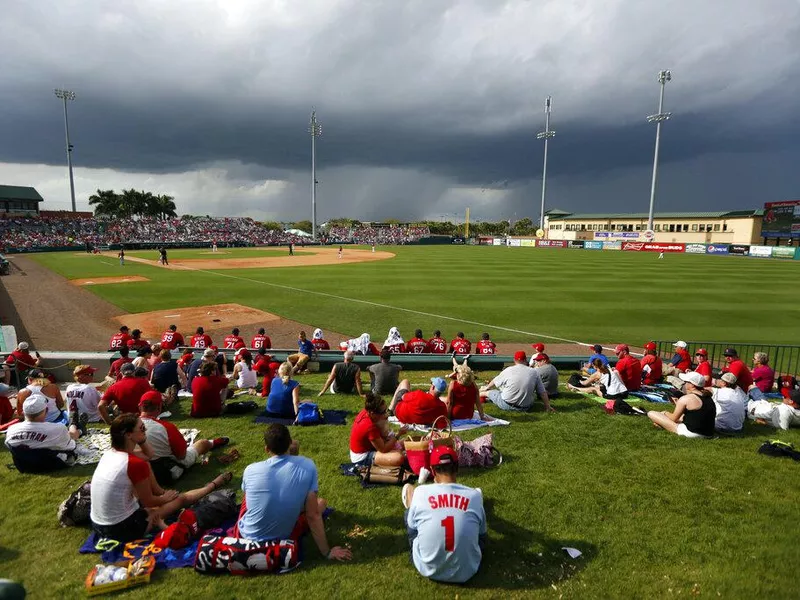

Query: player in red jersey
[[406, 329, 431, 354], [250, 327, 272, 350], [223, 328, 246, 350], [126, 329, 149, 351], [382, 327, 406, 353], [449, 332, 471, 355], [428, 330, 447, 354], [475, 333, 496, 355], [312, 328, 331, 351], [190, 326, 213, 349], [160, 324, 184, 350], [109, 325, 131, 351]]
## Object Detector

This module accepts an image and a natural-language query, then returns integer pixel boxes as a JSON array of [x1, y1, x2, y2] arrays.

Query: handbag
[[358, 463, 414, 485], [194, 535, 300, 575], [455, 433, 502, 468]]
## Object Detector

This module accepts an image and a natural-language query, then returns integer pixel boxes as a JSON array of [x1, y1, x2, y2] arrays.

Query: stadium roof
[[547, 210, 764, 220], [0, 185, 44, 202]]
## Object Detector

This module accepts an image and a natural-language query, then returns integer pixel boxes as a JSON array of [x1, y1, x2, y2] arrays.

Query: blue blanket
[[80, 531, 203, 568], [254, 409, 349, 426]]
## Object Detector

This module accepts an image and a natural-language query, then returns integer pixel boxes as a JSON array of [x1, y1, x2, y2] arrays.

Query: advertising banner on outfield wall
[[493, 238, 503, 246], [772, 246, 798, 259], [594, 232, 640, 239], [749, 245, 773, 258], [584, 241, 604, 250], [605, 241, 622, 250], [508, 238, 521, 247], [568, 241, 585, 248], [728, 244, 750, 255], [706, 244, 729, 254], [520, 239, 535, 247], [536, 240, 567, 248], [685, 243, 707, 254], [622, 242, 685, 252]]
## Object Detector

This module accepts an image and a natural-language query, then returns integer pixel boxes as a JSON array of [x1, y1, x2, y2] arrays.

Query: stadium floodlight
[[309, 109, 322, 240], [54, 88, 77, 212], [536, 96, 556, 231], [646, 70, 672, 232]]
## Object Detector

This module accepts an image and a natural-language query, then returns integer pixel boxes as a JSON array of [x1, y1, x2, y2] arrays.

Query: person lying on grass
[[235, 424, 353, 562], [567, 358, 628, 400], [349, 392, 406, 467], [388, 377, 448, 425], [90, 413, 232, 543], [647, 371, 715, 439], [747, 389, 800, 430]]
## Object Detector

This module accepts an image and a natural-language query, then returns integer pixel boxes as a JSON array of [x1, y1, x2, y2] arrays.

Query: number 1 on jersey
[[440, 515, 455, 552]]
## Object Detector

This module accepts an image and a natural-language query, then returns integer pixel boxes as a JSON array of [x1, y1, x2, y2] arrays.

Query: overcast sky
[[1, 0, 799, 222]]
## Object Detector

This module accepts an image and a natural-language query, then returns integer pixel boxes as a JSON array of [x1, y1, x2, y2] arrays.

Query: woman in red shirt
[[349, 392, 405, 467], [446, 360, 490, 421]]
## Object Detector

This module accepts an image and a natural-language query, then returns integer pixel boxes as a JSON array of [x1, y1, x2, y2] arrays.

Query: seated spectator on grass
[[3, 341, 41, 385], [108, 347, 133, 383], [720, 348, 754, 391], [480, 351, 552, 412], [186, 348, 216, 391], [382, 327, 406, 353], [235, 424, 352, 562], [584, 344, 608, 375], [446, 360, 490, 421], [66, 365, 102, 423], [712, 372, 747, 433], [640, 342, 663, 385], [530, 353, 559, 398], [693, 348, 712, 387], [4, 394, 81, 472], [663, 341, 692, 376], [139, 391, 229, 483], [406, 329, 431, 354], [428, 330, 447, 354], [147, 343, 163, 371], [613, 344, 642, 392], [531, 342, 546, 355], [749, 352, 775, 400], [150, 349, 186, 403], [266, 362, 301, 418], [177, 349, 195, 374], [99, 362, 153, 424], [389, 377, 448, 425], [318, 351, 363, 396], [255, 348, 281, 398], [347, 332, 380, 356], [288, 330, 315, 375], [311, 328, 330, 351], [475, 333, 496, 355], [369, 348, 403, 395], [0, 383, 14, 425], [567, 358, 628, 400], [90, 413, 232, 543], [647, 372, 715, 439], [747, 389, 800, 430], [16, 369, 66, 423], [349, 392, 405, 466], [191, 361, 230, 418], [132, 346, 154, 375], [401, 445, 487, 584], [230, 348, 258, 391], [449, 332, 472, 355]]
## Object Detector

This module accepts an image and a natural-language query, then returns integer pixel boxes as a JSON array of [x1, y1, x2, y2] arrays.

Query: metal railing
[[653, 340, 800, 377]]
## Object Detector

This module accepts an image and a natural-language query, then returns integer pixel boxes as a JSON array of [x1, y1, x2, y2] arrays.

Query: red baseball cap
[[531, 343, 545, 353], [210, 345, 219, 351], [138, 390, 164, 408], [614, 344, 629, 354], [695, 348, 708, 356], [532, 353, 548, 362], [644, 342, 657, 351], [430, 445, 458, 467], [514, 351, 527, 362]]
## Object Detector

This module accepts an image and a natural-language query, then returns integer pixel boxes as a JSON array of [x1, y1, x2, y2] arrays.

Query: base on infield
[[71, 276, 150, 286]]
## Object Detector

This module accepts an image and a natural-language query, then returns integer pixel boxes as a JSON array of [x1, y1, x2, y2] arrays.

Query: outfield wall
[[497, 238, 800, 260]]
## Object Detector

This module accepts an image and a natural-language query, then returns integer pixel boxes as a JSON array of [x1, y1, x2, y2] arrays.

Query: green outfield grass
[[125, 248, 313, 260]]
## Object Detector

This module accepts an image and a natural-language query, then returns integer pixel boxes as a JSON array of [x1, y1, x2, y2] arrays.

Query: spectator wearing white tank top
[[231, 349, 258, 391]]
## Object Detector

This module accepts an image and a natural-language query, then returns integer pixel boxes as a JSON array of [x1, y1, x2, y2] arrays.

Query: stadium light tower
[[54, 88, 77, 212], [536, 96, 556, 231], [646, 70, 672, 232], [309, 109, 322, 240]]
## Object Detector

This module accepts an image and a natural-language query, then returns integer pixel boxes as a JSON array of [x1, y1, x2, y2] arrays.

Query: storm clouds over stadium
[[1, 0, 799, 221]]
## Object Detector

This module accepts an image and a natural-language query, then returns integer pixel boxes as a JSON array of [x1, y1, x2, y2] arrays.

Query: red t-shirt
[[475, 340, 496, 355], [395, 390, 447, 426], [312, 339, 331, 351], [695, 361, 712, 386], [383, 343, 406, 354], [406, 338, 431, 354], [428, 337, 447, 354], [450, 381, 478, 420], [640, 355, 663, 385], [449, 338, 472, 355], [223, 335, 246, 350], [723, 359, 753, 390], [101, 377, 153, 413], [0, 395, 14, 425], [191, 375, 229, 417], [109, 333, 130, 351], [190, 334, 213, 349], [259, 361, 281, 397], [615, 355, 642, 392], [4, 350, 37, 369], [251, 335, 272, 350], [160, 330, 184, 350], [672, 348, 692, 372], [349, 409, 382, 453], [108, 356, 133, 381], [126, 338, 149, 351]]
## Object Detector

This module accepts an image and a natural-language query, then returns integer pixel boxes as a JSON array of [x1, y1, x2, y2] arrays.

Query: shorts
[[177, 445, 199, 469], [404, 509, 418, 559], [350, 450, 376, 465], [92, 508, 149, 543], [486, 390, 528, 412], [676, 424, 711, 439]]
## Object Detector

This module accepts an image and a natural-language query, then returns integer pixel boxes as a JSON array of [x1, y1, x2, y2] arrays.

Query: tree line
[[88, 189, 177, 219]]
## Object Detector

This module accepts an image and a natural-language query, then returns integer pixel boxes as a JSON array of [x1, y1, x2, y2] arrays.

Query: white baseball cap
[[673, 341, 688, 349], [679, 371, 706, 388], [17, 342, 29, 350], [23, 393, 48, 416]]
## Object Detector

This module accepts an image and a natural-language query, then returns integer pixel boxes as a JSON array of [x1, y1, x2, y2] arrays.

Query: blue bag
[[295, 402, 323, 425]]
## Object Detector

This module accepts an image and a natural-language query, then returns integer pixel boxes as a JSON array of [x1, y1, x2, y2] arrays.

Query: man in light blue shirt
[[236, 424, 352, 562], [402, 445, 487, 583]]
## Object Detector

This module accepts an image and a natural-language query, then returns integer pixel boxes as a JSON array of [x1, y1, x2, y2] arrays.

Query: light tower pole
[[646, 70, 672, 232], [54, 88, 77, 212], [309, 109, 322, 240], [536, 96, 555, 231]]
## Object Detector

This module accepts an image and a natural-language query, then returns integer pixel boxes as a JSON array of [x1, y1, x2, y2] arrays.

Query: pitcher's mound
[[72, 276, 150, 286]]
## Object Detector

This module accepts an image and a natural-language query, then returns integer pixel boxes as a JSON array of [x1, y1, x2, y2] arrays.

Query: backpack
[[192, 489, 238, 530], [568, 373, 584, 388], [194, 535, 300, 575], [758, 440, 800, 461], [58, 479, 92, 527], [295, 402, 323, 425]]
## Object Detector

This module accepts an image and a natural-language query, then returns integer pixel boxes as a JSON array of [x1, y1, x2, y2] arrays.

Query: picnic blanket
[[253, 410, 349, 426], [570, 391, 643, 404], [388, 411, 511, 432], [75, 428, 199, 465]]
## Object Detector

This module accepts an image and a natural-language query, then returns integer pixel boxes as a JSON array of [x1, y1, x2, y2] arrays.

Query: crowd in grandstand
[[0, 214, 431, 250]]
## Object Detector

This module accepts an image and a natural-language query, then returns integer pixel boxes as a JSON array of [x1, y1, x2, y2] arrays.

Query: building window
[[682, 224, 689, 232], [713, 224, 720, 232], [693, 224, 699, 232], [706, 224, 712, 231], [723, 224, 728, 232], [654, 224, 660, 231]]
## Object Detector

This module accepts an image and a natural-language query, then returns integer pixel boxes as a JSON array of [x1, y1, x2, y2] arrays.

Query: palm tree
[[87, 189, 119, 216], [154, 195, 177, 219]]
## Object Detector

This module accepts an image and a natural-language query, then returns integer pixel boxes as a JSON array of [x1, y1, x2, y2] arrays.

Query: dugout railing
[[653, 340, 800, 377]]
